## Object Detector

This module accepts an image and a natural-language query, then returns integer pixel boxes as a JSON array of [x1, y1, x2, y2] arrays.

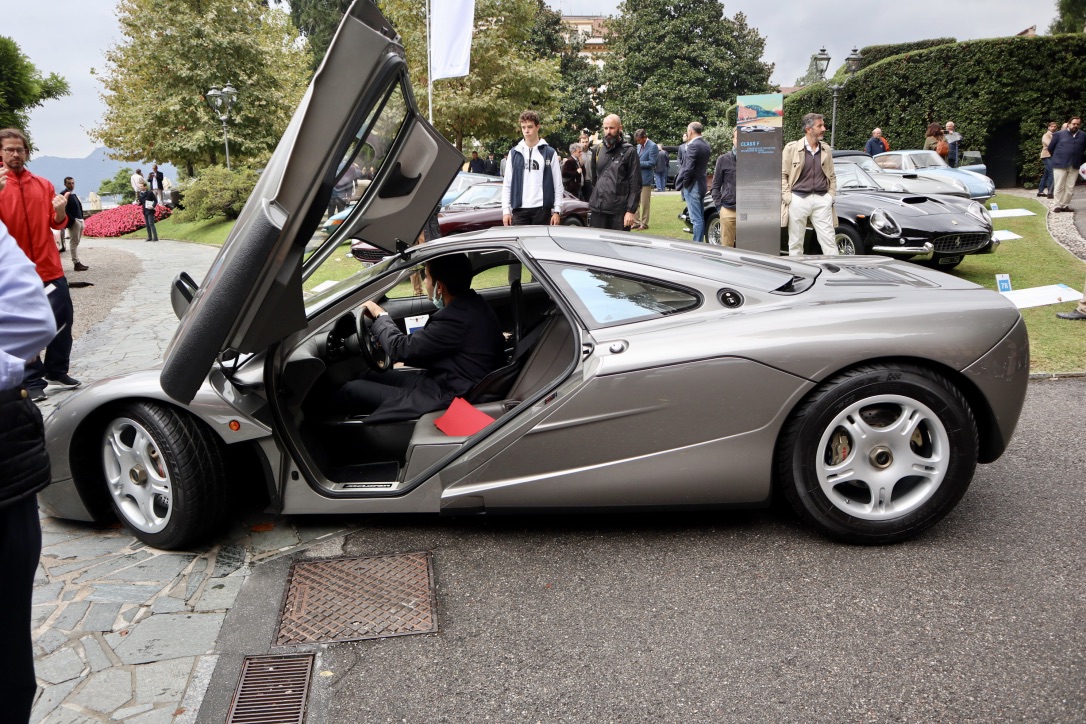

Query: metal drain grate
[[226, 654, 313, 724], [276, 551, 437, 645]]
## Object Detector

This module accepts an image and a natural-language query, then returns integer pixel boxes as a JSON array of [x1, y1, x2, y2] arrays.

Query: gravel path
[[59, 246, 142, 341]]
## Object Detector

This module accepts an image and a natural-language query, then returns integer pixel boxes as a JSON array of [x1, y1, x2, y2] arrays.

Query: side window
[[547, 265, 699, 328], [302, 80, 410, 292], [472, 263, 533, 291]]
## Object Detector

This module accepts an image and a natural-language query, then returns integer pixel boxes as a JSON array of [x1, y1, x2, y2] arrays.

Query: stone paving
[[31, 236, 358, 724]]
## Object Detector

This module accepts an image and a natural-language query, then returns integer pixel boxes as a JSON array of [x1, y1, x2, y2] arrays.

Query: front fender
[[40, 367, 273, 521]]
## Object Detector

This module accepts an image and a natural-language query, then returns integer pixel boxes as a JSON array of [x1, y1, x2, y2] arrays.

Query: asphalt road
[[198, 377, 1086, 723]]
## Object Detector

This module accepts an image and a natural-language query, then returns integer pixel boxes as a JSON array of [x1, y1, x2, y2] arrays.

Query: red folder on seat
[[434, 397, 495, 436]]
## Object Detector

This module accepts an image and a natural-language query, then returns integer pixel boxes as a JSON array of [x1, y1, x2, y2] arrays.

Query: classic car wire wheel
[[103, 417, 173, 533], [815, 395, 949, 521]]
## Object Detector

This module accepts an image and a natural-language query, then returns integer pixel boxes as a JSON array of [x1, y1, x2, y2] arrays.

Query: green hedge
[[856, 39, 956, 70], [783, 34, 1086, 183]]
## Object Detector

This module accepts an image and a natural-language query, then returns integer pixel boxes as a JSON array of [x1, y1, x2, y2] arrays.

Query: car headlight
[[968, 201, 992, 226], [869, 208, 901, 237]]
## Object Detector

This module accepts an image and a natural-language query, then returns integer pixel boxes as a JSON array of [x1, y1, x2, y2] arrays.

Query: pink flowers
[[84, 204, 172, 238]]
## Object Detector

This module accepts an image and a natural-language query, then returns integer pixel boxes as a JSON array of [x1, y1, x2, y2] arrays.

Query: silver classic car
[[39, 1, 1030, 549]]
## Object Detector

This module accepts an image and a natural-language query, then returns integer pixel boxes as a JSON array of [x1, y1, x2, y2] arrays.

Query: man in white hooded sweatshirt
[[502, 110, 564, 226]]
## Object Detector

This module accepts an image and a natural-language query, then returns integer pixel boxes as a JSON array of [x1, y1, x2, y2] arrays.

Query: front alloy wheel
[[776, 364, 978, 544], [101, 401, 227, 549], [705, 216, 722, 245]]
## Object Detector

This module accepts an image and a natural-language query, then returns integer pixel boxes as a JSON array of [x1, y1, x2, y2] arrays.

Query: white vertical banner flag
[[430, 0, 475, 81]]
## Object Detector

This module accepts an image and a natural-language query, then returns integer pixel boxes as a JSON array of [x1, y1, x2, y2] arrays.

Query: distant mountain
[[27, 148, 178, 198]]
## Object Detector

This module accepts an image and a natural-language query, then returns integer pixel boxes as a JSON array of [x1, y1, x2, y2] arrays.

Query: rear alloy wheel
[[776, 364, 978, 544], [835, 225, 864, 255], [705, 215, 722, 245], [101, 401, 227, 549]]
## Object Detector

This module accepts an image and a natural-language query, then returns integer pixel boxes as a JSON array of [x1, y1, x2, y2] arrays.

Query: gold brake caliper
[[828, 429, 851, 465]]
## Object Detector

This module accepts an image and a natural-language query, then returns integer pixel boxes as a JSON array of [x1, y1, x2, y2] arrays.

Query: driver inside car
[[338, 253, 506, 423]]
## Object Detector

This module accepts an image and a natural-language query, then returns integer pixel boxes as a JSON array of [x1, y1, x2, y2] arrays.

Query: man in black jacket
[[1049, 116, 1084, 212], [674, 121, 711, 242], [340, 253, 505, 423], [62, 176, 88, 271], [588, 114, 640, 231], [710, 127, 738, 247]]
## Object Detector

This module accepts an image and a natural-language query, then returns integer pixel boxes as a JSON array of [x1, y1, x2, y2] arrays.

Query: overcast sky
[[10, 0, 1058, 159]]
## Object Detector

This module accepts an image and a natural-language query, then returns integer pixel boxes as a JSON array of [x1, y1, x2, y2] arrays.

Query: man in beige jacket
[[781, 113, 838, 255]]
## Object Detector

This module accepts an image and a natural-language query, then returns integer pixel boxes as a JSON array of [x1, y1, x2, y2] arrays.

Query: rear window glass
[[548, 265, 699, 327]]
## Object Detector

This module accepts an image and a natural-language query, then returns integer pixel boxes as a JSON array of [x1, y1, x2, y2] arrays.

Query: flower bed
[[84, 203, 172, 238]]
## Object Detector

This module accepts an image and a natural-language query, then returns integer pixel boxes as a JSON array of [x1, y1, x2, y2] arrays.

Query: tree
[[98, 167, 136, 203], [794, 55, 825, 87], [378, 0, 560, 151], [91, 0, 311, 176], [603, 0, 774, 143], [0, 36, 69, 143], [523, 0, 602, 153], [280, 0, 353, 70], [1049, 0, 1086, 33]]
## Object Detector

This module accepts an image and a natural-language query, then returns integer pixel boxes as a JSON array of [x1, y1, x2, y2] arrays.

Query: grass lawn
[[123, 215, 235, 245], [632, 191, 1086, 374]]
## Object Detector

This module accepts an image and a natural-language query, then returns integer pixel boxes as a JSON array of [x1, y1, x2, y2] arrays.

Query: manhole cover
[[226, 654, 313, 724], [276, 552, 437, 645]]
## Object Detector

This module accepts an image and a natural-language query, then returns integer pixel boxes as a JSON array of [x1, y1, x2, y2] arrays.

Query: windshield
[[835, 163, 880, 190], [446, 183, 501, 207], [909, 151, 948, 169], [303, 254, 400, 315], [854, 157, 881, 174]]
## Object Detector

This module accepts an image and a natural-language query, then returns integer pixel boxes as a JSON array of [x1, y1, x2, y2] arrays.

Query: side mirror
[[171, 271, 198, 320]]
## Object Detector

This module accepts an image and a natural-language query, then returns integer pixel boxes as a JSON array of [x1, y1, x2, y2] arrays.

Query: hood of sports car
[[837, 190, 982, 221], [159, 0, 461, 404]]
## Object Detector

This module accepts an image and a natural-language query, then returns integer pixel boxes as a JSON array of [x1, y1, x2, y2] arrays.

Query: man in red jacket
[[0, 128, 80, 401]]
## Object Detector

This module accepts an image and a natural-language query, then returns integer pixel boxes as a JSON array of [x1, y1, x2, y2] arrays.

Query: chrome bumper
[[870, 241, 935, 260]]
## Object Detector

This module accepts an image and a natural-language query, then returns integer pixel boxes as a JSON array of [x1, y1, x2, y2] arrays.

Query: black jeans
[[0, 496, 42, 723], [24, 276, 73, 391], [589, 211, 628, 231], [144, 211, 158, 240], [512, 207, 548, 225]]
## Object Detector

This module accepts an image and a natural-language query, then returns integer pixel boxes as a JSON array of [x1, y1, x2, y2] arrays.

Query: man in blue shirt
[[674, 122, 711, 242], [864, 128, 885, 157], [0, 202, 58, 721], [1049, 116, 1085, 213], [632, 129, 658, 230]]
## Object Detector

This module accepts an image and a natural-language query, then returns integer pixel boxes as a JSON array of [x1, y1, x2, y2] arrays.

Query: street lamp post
[[814, 48, 863, 148], [206, 84, 238, 169]]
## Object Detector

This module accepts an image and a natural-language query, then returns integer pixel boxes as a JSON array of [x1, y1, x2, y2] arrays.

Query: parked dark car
[[438, 181, 588, 235], [351, 182, 588, 263], [681, 161, 996, 268], [661, 145, 680, 188]]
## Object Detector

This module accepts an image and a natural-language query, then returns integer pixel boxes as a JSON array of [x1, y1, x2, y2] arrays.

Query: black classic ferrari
[[682, 160, 997, 268]]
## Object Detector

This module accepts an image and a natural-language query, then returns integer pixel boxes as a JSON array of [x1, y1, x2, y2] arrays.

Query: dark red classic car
[[352, 181, 589, 264], [437, 181, 589, 235]]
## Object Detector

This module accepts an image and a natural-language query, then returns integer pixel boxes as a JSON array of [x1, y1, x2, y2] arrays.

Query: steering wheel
[[358, 313, 392, 372]]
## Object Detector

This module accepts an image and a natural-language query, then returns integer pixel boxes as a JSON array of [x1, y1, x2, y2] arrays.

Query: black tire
[[775, 363, 978, 544], [100, 401, 227, 549], [834, 225, 865, 255], [562, 215, 584, 227], [705, 215, 722, 245]]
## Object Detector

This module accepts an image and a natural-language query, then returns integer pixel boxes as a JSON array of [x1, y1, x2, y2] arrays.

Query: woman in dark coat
[[137, 181, 159, 241]]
